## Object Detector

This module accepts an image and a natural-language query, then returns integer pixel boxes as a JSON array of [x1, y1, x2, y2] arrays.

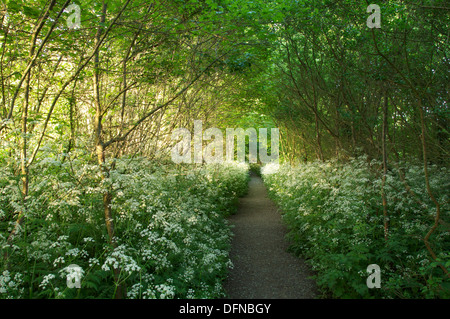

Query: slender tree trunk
[[63, 80, 78, 159], [350, 115, 356, 153], [418, 102, 448, 277], [6, 20, 37, 246], [93, 1, 126, 298], [0, 19, 9, 119], [19, 71, 30, 218], [6, 75, 30, 247], [315, 113, 323, 161], [381, 90, 389, 241], [334, 99, 342, 159]]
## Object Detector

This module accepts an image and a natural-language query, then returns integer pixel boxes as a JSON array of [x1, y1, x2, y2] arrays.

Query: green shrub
[[262, 157, 449, 298], [0, 157, 249, 299]]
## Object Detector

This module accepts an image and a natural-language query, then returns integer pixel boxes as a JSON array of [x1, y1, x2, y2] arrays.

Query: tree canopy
[[0, 0, 448, 299]]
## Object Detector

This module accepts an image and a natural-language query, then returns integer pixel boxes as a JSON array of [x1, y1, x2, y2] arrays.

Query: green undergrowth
[[262, 157, 449, 299], [0, 155, 249, 299]]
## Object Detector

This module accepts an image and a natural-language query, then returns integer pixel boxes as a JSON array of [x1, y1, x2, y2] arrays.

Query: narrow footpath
[[224, 173, 317, 299]]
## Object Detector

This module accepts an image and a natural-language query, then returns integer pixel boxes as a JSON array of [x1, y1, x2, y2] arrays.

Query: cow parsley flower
[[39, 274, 56, 289]]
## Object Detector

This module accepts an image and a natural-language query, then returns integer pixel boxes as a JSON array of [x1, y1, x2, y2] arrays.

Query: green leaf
[[22, 5, 41, 18]]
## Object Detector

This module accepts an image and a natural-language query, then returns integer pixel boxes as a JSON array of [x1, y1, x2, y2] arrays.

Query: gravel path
[[223, 173, 318, 299]]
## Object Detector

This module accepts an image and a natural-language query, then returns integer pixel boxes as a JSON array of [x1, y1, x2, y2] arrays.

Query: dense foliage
[[262, 159, 449, 298], [0, 157, 248, 298], [0, 0, 448, 300], [248, 0, 449, 165]]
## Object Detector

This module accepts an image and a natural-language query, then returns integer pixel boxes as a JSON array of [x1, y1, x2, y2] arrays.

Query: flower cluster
[[0, 156, 248, 299], [0, 270, 24, 298], [262, 157, 449, 298]]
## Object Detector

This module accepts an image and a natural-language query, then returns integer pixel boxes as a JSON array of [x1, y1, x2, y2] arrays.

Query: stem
[[381, 90, 389, 241]]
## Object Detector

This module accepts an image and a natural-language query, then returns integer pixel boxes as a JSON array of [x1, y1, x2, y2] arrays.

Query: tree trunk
[[381, 90, 389, 241], [6, 21, 36, 246], [419, 102, 448, 277], [93, 1, 126, 298], [315, 112, 324, 161]]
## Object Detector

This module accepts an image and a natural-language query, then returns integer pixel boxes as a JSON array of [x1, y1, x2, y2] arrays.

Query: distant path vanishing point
[[224, 172, 318, 299]]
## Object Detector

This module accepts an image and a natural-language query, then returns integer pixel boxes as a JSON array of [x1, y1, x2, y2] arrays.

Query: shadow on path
[[223, 173, 318, 299]]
